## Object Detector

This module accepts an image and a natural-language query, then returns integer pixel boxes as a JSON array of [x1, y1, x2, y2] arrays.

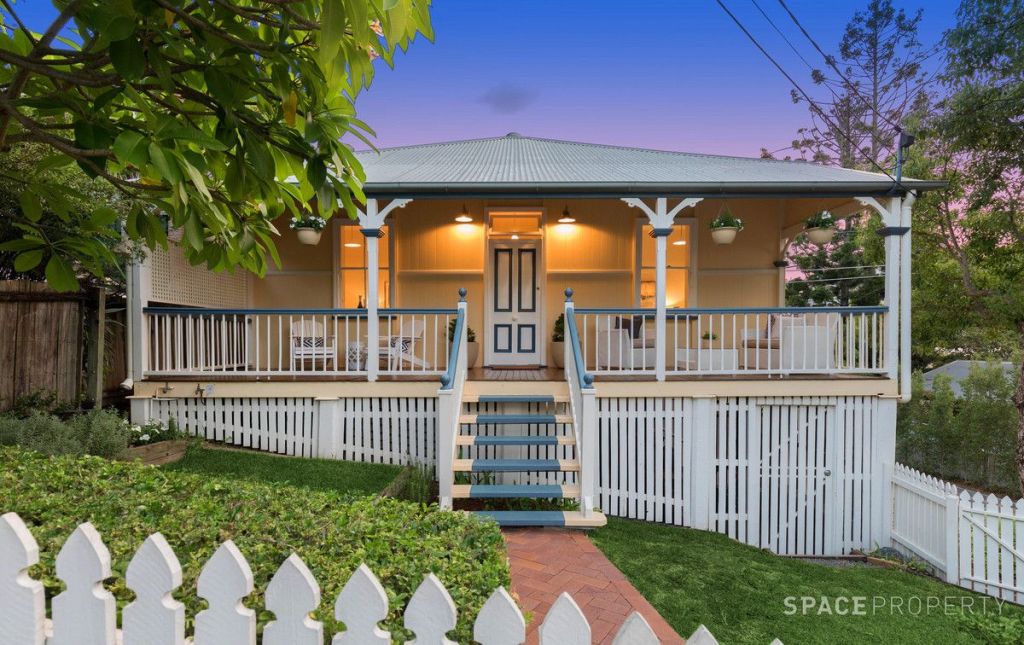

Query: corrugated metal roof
[[354, 133, 944, 197]]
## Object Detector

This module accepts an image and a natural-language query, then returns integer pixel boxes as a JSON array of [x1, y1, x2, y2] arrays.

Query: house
[[922, 360, 1019, 398], [126, 133, 943, 553]]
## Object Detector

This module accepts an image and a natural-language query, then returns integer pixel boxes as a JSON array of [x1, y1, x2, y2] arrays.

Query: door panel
[[489, 242, 541, 365]]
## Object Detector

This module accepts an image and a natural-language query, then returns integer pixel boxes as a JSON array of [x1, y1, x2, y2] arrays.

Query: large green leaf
[[113, 131, 149, 167], [110, 37, 145, 80], [44, 255, 79, 292]]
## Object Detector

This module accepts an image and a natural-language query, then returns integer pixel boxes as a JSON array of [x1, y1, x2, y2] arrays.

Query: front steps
[[454, 383, 606, 529]]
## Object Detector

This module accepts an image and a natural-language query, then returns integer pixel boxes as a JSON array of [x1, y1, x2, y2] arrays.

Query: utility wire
[[749, 0, 815, 71], [714, 0, 911, 194]]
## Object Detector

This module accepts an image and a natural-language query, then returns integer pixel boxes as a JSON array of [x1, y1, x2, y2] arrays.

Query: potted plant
[[710, 208, 744, 244], [290, 213, 327, 245], [551, 313, 565, 368], [701, 331, 719, 348], [448, 319, 479, 368], [804, 210, 836, 245]]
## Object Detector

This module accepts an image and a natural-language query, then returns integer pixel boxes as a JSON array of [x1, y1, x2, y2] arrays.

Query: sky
[[11, 0, 960, 158]]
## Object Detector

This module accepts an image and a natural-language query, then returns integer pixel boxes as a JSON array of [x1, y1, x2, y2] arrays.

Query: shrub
[[128, 417, 184, 446], [0, 409, 129, 459], [447, 317, 476, 343], [897, 363, 1020, 493], [0, 448, 508, 641]]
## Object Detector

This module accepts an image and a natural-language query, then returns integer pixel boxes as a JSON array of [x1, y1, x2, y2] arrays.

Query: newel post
[[565, 289, 597, 517], [437, 288, 467, 511]]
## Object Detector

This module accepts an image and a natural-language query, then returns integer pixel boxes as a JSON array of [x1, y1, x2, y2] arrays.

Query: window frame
[[634, 217, 696, 308], [334, 220, 395, 308]]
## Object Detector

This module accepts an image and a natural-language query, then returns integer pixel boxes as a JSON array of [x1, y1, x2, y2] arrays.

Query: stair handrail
[[564, 289, 596, 518], [437, 289, 468, 510]]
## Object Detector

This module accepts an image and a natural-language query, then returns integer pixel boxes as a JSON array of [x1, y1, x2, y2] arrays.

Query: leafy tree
[[912, 0, 1024, 491], [0, 0, 432, 291], [0, 143, 135, 288], [785, 218, 885, 307], [784, 0, 931, 169]]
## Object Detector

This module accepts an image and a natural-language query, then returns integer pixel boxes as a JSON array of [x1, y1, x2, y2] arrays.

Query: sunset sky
[[15, 1, 960, 157], [354, 0, 958, 157]]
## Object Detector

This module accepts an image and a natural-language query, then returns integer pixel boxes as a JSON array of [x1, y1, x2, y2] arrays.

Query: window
[[636, 222, 691, 308], [338, 224, 391, 308]]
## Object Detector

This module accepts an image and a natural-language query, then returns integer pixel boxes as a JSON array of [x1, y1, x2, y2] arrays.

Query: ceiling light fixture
[[344, 242, 361, 248]]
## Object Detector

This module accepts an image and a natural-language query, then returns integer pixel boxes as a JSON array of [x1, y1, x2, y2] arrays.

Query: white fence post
[[0, 513, 45, 645], [316, 397, 340, 459], [51, 523, 116, 645], [689, 395, 715, 531], [944, 493, 960, 584], [124, 533, 184, 645], [195, 541, 255, 645]]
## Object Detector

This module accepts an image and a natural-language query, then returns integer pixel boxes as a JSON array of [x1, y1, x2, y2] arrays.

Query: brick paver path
[[503, 528, 684, 644]]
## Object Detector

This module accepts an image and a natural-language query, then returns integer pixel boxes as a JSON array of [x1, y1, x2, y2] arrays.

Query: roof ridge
[[353, 133, 894, 179]]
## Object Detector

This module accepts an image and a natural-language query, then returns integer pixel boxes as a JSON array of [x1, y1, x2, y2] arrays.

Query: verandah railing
[[142, 307, 456, 378], [575, 306, 888, 377]]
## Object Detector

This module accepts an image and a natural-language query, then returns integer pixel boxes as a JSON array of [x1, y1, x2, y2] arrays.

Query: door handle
[[824, 469, 832, 477]]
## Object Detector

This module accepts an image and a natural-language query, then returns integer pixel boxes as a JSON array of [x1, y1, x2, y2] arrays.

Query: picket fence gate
[[891, 463, 1024, 605], [0, 512, 782, 645]]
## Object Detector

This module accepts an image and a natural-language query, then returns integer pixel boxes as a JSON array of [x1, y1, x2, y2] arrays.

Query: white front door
[[488, 241, 541, 366]]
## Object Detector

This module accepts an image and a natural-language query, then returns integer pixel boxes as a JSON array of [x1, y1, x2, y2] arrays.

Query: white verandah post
[[856, 196, 903, 382], [622, 197, 702, 381], [356, 198, 411, 382]]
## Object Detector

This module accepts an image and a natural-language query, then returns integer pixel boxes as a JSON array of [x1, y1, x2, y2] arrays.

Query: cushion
[[614, 316, 644, 339], [767, 314, 804, 339], [631, 338, 655, 349]]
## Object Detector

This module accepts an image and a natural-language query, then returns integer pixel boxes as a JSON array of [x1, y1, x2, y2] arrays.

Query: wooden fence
[[891, 463, 1024, 605], [0, 281, 126, 410], [0, 512, 779, 644]]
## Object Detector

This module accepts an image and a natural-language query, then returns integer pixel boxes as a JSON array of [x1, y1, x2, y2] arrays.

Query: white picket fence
[[0, 513, 778, 645], [891, 463, 1024, 604]]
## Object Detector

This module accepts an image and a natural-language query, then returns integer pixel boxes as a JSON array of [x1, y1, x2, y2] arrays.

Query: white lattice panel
[[147, 242, 249, 308]]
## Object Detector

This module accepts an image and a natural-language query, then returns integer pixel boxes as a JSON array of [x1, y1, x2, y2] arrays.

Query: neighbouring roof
[[354, 133, 946, 198], [922, 360, 1019, 398]]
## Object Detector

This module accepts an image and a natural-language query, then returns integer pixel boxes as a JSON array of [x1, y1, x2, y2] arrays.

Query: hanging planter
[[290, 214, 327, 246], [710, 207, 744, 245], [804, 210, 836, 245]]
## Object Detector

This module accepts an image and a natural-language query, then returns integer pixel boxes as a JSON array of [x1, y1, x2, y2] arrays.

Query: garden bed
[[0, 447, 508, 641], [125, 439, 189, 466]]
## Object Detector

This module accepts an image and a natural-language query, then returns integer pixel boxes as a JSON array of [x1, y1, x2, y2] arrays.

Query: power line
[[713, 0, 911, 193], [749, 0, 815, 71], [787, 274, 885, 284]]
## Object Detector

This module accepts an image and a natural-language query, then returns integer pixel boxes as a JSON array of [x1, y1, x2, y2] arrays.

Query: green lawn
[[165, 445, 400, 495], [591, 518, 1024, 645]]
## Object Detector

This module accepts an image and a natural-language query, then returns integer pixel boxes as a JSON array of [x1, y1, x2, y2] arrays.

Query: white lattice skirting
[[137, 394, 894, 557]]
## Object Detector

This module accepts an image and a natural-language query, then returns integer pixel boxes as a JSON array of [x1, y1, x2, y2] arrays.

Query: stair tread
[[452, 484, 579, 498], [453, 458, 579, 472], [460, 413, 573, 424], [472, 510, 607, 528], [456, 435, 575, 446], [473, 395, 561, 403]]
